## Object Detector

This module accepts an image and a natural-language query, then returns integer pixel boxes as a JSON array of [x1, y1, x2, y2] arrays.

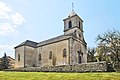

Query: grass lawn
[[0, 71, 120, 80]]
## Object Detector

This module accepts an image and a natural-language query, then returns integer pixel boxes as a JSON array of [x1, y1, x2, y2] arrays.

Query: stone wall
[[70, 38, 87, 65], [25, 46, 36, 67], [15, 46, 25, 68], [36, 40, 69, 67], [15, 46, 36, 68], [13, 61, 108, 72]]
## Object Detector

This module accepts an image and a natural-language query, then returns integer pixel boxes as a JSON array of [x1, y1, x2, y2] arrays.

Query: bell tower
[[63, 10, 84, 40], [63, 9, 87, 64]]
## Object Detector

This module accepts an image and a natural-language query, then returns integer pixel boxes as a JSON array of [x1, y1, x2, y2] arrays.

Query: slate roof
[[63, 11, 83, 22], [15, 35, 71, 48], [15, 34, 86, 48], [15, 40, 38, 48], [37, 35, 71, 47]]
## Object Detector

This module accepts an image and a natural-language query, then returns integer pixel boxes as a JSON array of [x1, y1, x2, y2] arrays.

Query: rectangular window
[[49, 52, 52, 59], [77, 51, 81, 63], [39, 54, 41, 61], [68, 21, 72, 28], [63, 48, 67, 58], [18, 54, 20, 61]]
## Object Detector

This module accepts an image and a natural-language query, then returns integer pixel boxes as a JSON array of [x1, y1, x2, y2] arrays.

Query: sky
[[0, 0, 120, 58]]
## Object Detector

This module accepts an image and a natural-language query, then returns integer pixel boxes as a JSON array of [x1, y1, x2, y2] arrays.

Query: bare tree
[[96, 29, 120, 66]]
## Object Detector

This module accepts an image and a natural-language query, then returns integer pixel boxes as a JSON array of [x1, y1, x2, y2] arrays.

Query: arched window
[[39, 54, 41, 61], [49, 52, 52, 59], [18, 54, 20, 61], [68, 21, 72, 28], [63, 48, 67, 58]]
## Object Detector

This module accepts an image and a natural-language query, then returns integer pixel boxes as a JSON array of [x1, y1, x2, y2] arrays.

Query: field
[[0, 72, 120, 80]]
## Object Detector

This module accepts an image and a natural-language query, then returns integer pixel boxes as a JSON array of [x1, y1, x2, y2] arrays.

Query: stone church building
[[14, 11, 87, 68]]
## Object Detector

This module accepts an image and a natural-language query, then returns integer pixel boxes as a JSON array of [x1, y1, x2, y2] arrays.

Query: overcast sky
[[0, 0, 120, 58]]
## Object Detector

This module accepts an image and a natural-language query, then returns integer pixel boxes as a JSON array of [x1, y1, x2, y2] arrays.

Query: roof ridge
[[26, 40, 38, 44], [37, 35, 70, 47], [38, 35, 64, 44], [15, 40, 38, 48]]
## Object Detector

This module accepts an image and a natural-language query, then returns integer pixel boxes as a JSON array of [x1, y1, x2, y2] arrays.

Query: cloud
[[0, 2, 11, 12], [0, 23, 14, 35], [0, 11, 9, 19], [0, 1, 25, 36], [11, 12, 25, 26], [0, 44, 15, 58]]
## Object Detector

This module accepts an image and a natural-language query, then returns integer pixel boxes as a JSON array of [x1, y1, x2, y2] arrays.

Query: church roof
[[37, 35, 70, 47], [15, 40, 38, 48], [15, 35, 71, 48]]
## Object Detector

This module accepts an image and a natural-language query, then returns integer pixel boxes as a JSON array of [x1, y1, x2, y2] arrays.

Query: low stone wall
[[9, 61, 108, 72]]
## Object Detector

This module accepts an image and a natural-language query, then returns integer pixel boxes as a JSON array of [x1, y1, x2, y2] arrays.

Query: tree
[[96, 44, 107, 62], [87, 47, 97, 62], [96, 45, 111, 62], [1, 53, 9, 69], [96, 29, 120, 66]]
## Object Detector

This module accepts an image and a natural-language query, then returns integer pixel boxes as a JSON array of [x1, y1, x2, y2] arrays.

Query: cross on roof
[[72, 3, 74, 11]]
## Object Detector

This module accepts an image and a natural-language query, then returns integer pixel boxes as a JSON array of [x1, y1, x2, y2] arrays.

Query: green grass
[[0, 72, 120, 80]]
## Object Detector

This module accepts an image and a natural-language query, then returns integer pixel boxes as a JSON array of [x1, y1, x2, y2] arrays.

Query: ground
[[0, 72, 120, 80]]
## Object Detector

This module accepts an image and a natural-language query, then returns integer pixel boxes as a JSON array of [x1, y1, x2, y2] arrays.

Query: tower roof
[[63, 11, 83, 22], [68, 11, 76, 17]]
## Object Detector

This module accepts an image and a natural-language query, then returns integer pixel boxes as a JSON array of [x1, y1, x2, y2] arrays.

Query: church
[[14, 10, 87, 68]]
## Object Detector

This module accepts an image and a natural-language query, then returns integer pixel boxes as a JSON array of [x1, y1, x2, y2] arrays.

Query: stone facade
[[15, 46, 25, 68], [36, 39, 69, 67], [14, 11, 87, 68]]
